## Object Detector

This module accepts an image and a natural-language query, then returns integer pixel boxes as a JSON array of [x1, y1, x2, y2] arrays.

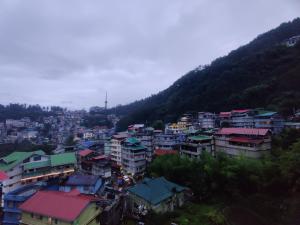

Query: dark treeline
[[0, 103, 65, 122], [114, 18, 300, 131], [149, 129, 300, 198]]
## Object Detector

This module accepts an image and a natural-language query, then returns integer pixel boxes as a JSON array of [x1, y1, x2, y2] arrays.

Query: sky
[[0, 0, 299, 109]]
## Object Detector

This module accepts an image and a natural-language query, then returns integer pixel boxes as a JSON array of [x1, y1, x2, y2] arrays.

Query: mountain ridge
[[113, 18, 300, 131]]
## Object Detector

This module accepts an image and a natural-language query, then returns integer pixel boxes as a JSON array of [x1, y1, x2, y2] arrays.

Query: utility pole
[[105, 91, 108, 111]]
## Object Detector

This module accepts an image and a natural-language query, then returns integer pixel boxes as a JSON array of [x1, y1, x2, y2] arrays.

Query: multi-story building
[[19, 190, 102, 225], [121, 138, 146, 176], [0, 151, 76, 206], [154, 133, 178, 150], [110, 134, 128, 166], [254, 111, 285, 134], [135, 128, 154, 162], [21, 152, 76, 185], [230, 109, 255, 128], [198, 112, 216, 129], [180, 135, 213, 159], [214, 128, 271, 158], [77, 150, 111, 179]]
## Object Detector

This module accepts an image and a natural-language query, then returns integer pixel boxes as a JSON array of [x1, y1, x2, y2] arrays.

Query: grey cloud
[[0, 0, 299, 109]]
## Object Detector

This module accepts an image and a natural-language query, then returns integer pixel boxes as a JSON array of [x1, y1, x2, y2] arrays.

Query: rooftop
[[216, 128, 270, 136], [0, 150, 46, 172], [50, 152, 77, 167], [127, 177, 186, 205], [78, 149, 94, 157], [188, 135, 212, 141], [65, 174, 100, 186], [19, 190, 95, 222]]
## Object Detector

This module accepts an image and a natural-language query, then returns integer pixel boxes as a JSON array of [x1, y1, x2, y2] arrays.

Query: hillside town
[[0, 106, 299, 225]]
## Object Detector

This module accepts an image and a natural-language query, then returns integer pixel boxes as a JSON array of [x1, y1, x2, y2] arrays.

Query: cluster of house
[[0, 144, 188, 225], [0, 108, 299, 224], [103, 109, 300, 176]]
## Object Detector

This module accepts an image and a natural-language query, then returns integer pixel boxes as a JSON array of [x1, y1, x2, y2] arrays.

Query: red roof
[[0, 171, 8, 181], [229, 137, 264, 144], [216, 128, 270, 136], [79, 149, 94, 157], [154, 149, 178, 156], [219, 112, 231, 117], [93, 155, 108, 160], [19, 190, 95, 222]]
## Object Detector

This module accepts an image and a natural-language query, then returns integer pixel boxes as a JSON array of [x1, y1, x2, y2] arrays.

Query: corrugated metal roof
[[19, 190, 94, 222], [128, 177, 186, 205]]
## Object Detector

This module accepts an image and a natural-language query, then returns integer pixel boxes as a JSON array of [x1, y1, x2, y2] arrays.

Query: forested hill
[[114, 18, 300, 131]]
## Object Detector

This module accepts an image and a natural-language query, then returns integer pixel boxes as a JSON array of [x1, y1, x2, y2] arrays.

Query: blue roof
[[65, 174, 100, 186], [127, 177, 186, 205]]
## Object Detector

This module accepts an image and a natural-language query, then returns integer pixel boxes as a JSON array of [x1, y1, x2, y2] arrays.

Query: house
[[3, 183, 44, 225], [127, 177, 186, 214], [254, 111, 284, 134], [283, 35, 300, 47], [121, 138, 146, 176], [198, 112, 216, 129], [59, 174, 103, 195], [284, 122, 300, 130], [219, 112, 232, 127], [214, 128, 272, 158], [180, 135, 213, 159], [19, 190, 101, 225]]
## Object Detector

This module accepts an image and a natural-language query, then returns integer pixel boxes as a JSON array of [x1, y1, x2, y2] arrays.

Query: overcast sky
[[0, 0, 299, 109]]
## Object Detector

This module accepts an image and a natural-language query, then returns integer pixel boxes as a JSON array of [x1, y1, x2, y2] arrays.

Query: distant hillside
[[114, 18, 300, 131]]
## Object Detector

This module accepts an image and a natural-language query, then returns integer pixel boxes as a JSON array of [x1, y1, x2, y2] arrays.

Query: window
[[33, 155, 42, 161], [8, 201, 14, 208], [23, 158, 30, 163]]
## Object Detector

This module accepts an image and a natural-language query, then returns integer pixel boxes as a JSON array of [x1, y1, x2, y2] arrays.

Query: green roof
[[23, 160, 50, 170], [256, 111, 277, 117], [126, 137, 140, 144], [128, 177, 186, 205], [50, 152, 77, 167], [188, 135, 212, 141], [0, 150, 46, 172]]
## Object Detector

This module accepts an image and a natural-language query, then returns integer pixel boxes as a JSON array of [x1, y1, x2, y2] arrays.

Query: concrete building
[[198, 112, 216, 129], [230, 109, 255, 128], [110, 134, 128, 167], [77, 150, 111, 179], [180, 135, 213, 159], [154, 133, 178, 150], [214, 128, 271, 158], [121, 138, 146, 176], [135, 128, 154, 162]]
